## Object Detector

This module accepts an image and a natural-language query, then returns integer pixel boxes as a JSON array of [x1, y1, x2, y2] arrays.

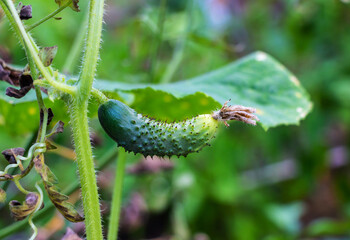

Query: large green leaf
[[95, 52, 312, 129], [0, 52, 312, 134]]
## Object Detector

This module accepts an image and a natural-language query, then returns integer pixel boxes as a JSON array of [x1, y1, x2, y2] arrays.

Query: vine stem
[[70, 0, 105, 239], [107, 148, 126, 240], [2, 0, 76, 95], [77, 0, 104, 101], [69, 100, 103, 240], [26, 0, 72, 31]]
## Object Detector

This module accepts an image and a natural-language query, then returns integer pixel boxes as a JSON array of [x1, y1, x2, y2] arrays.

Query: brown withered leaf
[[40, 108, 54, 126], [50, 120, 65, 136], [9, 192, 41, 221], [1, 148, 25, 164], [5, 73, 33, 99], [0, 188, 6, 203], [34, 155, 84, 222], [19, 5, 32, 20], [6, 86, 31, 98], [55, 0, 80, 12], [61, 227, 83, 240], [39, 46, 58, 67], [0, 59, 22, 86]]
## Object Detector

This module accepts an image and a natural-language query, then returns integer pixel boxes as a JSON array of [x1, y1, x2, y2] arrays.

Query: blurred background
[[1, 0, 350, 239]]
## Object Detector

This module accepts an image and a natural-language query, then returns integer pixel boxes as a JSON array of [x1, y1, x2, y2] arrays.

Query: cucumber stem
[[107, 148, 127, 240]]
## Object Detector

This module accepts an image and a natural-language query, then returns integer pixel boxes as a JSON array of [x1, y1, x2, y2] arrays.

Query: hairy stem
[[2, 0, 75, 95], [78, 0, 104, 101], [69, 0, 105, 238], [70, 99, 103, 240], [91, 87, 109, 104], [107, 148, 126, 240]]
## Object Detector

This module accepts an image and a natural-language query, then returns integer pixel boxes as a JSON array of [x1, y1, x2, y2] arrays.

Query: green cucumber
[[98, 100, 259, 157]]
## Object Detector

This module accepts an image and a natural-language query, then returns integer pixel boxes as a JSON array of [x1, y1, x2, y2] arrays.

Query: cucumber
[[98, 100, 217, 157], [98, 100, 259, 157]]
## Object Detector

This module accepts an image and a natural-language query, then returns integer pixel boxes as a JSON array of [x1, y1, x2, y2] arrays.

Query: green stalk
[[70, 0, 105, 239], [77, 0, 104, 101], [26, 0, 72, 31], [107, 148, 127, 240], [69, 100, 103, 240], [2, 0, 75, 95]]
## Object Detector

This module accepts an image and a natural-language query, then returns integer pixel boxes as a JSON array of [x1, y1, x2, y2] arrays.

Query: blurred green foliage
[[1, 0, 350, 239]]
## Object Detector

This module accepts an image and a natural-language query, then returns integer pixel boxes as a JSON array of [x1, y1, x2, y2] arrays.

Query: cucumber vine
[[0, 1, 260, 240]]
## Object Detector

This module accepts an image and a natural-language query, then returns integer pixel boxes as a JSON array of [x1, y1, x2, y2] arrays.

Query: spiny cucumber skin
[[98, 100, 218, 157]]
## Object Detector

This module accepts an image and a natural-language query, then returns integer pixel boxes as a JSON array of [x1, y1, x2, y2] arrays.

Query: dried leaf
[[40, 108, 54, 126], [5, 73, 33, 99], [34, 155, 84, 222], [5, 86, 31, 98], [50, 120, 65, 136], [9, 192, 40, 221], [48, 108, 54, 125], [19, 73, 33, 88], [1, 148, 25, 164], [55, 0, 80, 12], [39, 46, 58, 67], [0, 59, 22, 86], [61, 227, 83, 240], [19, 5, 32, 20], [0, 188, 6, 203]]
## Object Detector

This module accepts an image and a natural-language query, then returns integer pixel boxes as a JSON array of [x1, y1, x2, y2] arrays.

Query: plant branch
[[70, 99, 103, 240], [107, 148, 127, 240], [68, 0, 105, 239], [2, 0, 76, 95], [26, 0, 72, 32], [77, 0, 104, 101], [91, 87, 109, 104]]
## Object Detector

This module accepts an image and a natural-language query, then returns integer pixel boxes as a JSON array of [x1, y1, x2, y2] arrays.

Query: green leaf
[[0, 52, 312, 133], [95, 52, 312, 129]]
